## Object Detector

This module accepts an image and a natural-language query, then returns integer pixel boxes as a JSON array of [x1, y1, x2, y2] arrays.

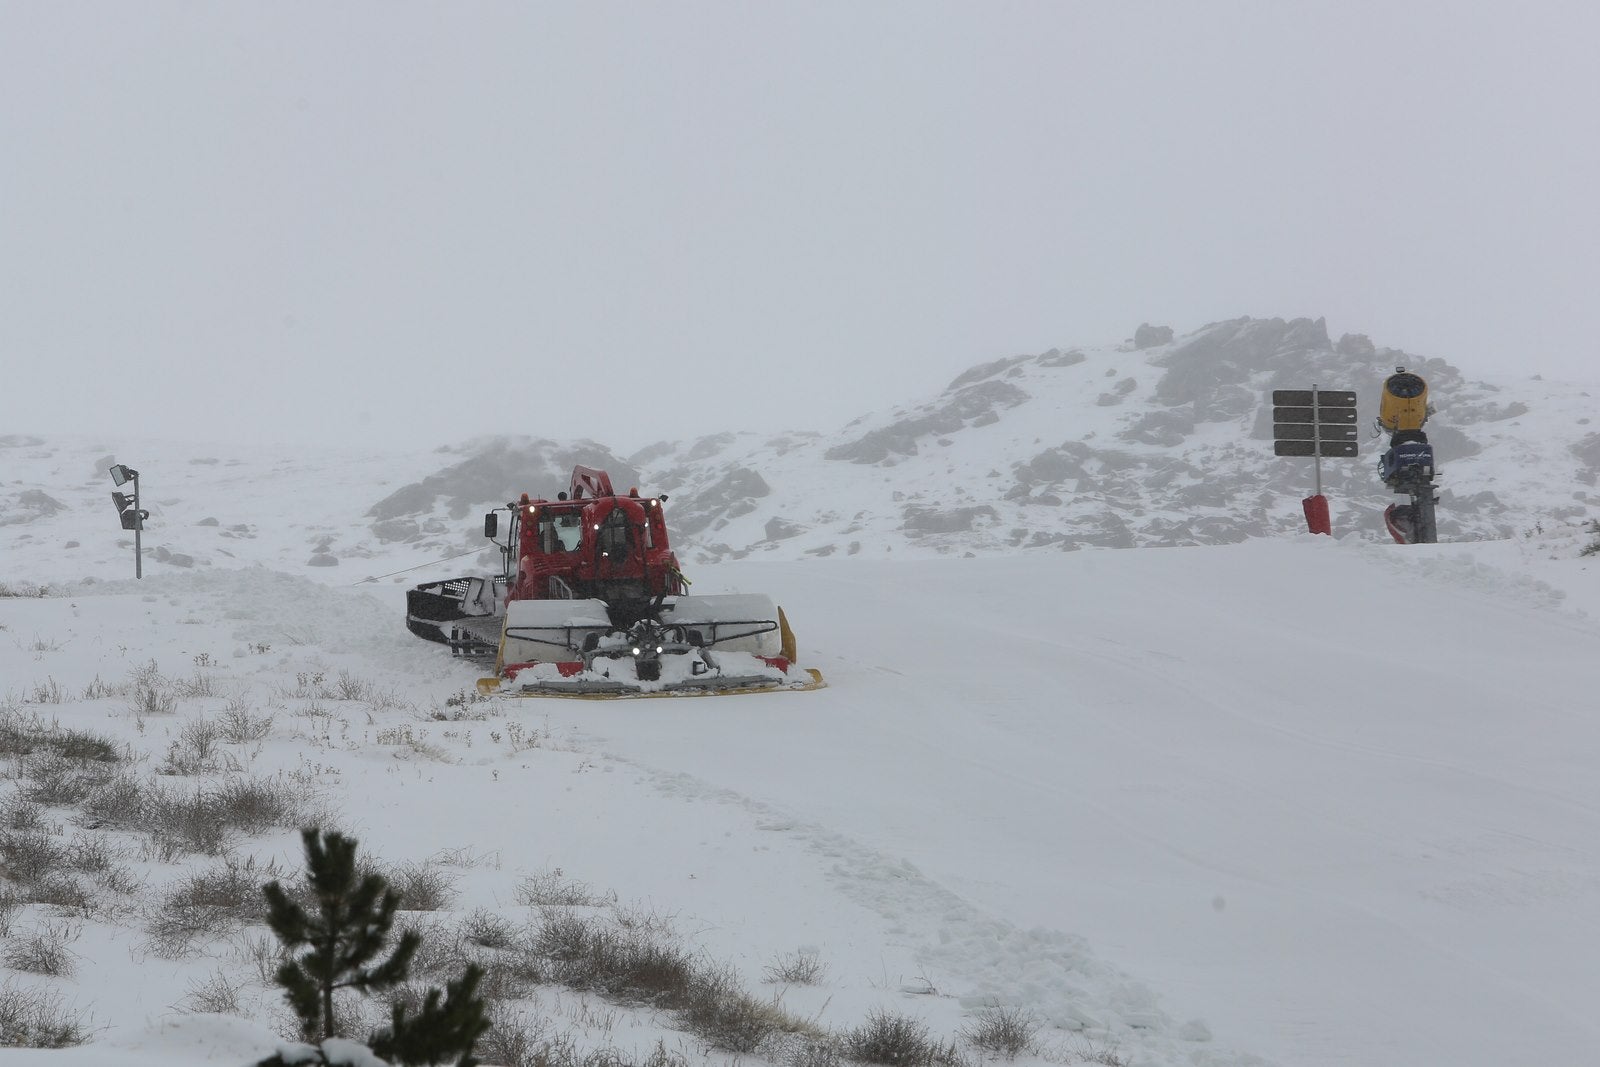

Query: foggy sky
[[3, 2, 1596, 453]]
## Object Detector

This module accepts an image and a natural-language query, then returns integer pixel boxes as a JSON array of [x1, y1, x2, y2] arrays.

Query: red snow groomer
[[405, 466, 824, 698]]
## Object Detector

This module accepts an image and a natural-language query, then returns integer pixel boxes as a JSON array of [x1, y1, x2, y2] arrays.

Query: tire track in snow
[[613, 756, 1271, 1067]]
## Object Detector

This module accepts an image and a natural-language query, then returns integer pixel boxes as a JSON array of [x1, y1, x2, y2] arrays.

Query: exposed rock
[[825, 381, 1030, 464], [368, 438, 635, 522], [1119, 410, 1195, 447], [667, 467, 772, 538], [1037, 349, 1088, 368], [307, 553, 340, 567], [948, 354, 1031, 390], [18, 490, 64, 515], [1425, 426, 1483, 461], [686, 434, 737, 462], [1133, 323, 1174, 349], [901, 504, 998, 535], [0, 490, 66, 527], [763, 517, 804, 541], [1337, 333, 1376, 357], [372, 518, 423, 544], [1569, 433, 1600, 468]]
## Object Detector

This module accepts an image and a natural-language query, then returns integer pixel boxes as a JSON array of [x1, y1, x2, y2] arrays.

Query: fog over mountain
[[364, 316, 1598, 566], [5, 316, 1598, 583]]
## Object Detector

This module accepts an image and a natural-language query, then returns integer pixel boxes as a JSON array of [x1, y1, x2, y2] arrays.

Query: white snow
[[3, 435, 1600, 1067]]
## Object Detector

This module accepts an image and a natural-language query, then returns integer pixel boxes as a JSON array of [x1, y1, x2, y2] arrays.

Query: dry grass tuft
[[0, 979, 89, 1048], [843, 1009, 968, 1067], [145, 855, 283, 957], [2, 921, 80, 976], [958, 1005, 1039, 1059], [763, 948, 828, 985], [517, 869, 615, 908]]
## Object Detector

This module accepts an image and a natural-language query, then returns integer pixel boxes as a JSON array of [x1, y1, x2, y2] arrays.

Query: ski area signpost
[[1272, 387, 1357, 535]]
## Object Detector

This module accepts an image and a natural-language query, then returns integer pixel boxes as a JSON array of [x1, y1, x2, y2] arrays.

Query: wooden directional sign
[[1271, 387, 1359, 458], [1272, 390, 1357, 408], [1272, 423, 1358, 442], [1274, 406, 1358, 424], [1275, 440, 1360, 458]]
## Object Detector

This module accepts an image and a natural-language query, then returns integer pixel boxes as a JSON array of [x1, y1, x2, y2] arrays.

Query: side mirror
[[483, 513, 498, 539]]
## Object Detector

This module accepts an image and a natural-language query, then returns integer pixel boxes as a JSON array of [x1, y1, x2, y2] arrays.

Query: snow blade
[[477, 660, 825, 699]]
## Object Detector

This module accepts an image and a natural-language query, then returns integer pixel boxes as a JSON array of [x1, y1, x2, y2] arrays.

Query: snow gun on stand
[[404, 466, 825, 698], [1374, 369, 1439, 544]]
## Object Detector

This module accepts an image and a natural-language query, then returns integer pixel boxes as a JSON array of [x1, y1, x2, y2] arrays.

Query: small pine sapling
[[370, 965, 490, 1067], [255, 829, 490, 1065], [262, 828, 420, 1044]]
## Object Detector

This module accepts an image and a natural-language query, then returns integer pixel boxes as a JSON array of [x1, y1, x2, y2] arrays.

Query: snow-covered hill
[[4, 317, 1600, 1067], [8, 317, 1594, 583]]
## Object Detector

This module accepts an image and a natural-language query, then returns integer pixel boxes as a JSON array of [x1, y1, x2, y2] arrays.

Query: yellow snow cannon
[[1378, 369, 1429, 434]]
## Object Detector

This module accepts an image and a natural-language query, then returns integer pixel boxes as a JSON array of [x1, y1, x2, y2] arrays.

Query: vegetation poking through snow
[[1581, 518, 1600, 556], [0, 979, 89, 1048], [257, 828, 489, 1066], [957, 1005, 1040, 1059]]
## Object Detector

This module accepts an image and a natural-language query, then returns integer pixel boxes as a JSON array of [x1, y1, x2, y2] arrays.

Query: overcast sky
[[3, 2, 1596, 452]]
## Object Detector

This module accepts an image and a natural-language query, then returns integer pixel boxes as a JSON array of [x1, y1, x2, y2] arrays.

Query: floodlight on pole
[[107, 464, 147, 578]]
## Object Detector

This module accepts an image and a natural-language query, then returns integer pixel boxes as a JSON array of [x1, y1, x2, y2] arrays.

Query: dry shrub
[[958, 1005, 1039, 1059], [384, 859, 458, 911], [680, 962, 800, 1054], [218, 703, 274, 743], [517, 869, 614, 908], [460, 907, 518, 949], [0, 979, 89, 1048], [19, 750, 113, 806], [172, 671, 221, 699], [177, 969, 248, 1015], [146, 855, 282, 956], [0, 797, 43, 831], [0, 708, 118, 765], [99, 774, 313, 857], [159, 716, 225, 775], [476, 1007, 690, 1067], [843, 1009, 967, 1067], [129, 661, 178, 717], [764, 948, 827, 985], [0, 830, 71, 886], [2, 921, 79, 976], [0, 887, 18, 938], [81, 674, 127, 700]]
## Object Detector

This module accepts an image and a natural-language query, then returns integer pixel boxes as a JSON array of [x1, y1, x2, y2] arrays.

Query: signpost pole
[[1312, 384, 1323, 498], [133, 472, 143, 580]]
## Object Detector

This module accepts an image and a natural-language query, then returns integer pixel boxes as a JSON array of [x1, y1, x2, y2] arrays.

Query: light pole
[[109, 464, 148, 578]]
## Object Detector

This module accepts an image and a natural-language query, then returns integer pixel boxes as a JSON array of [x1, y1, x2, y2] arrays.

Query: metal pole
[[1311, 384, 1323, 496], [133, 474, 143, 579]]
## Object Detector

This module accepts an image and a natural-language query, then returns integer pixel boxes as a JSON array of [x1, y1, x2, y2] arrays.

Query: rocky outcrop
[[825, 381, 1030, 464], [1133, 323, 1174, 348]]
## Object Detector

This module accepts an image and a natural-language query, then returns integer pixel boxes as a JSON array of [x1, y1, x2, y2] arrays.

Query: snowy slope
[[4, 319, 1600, 1067], [6, 498, 1600, 1066]]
